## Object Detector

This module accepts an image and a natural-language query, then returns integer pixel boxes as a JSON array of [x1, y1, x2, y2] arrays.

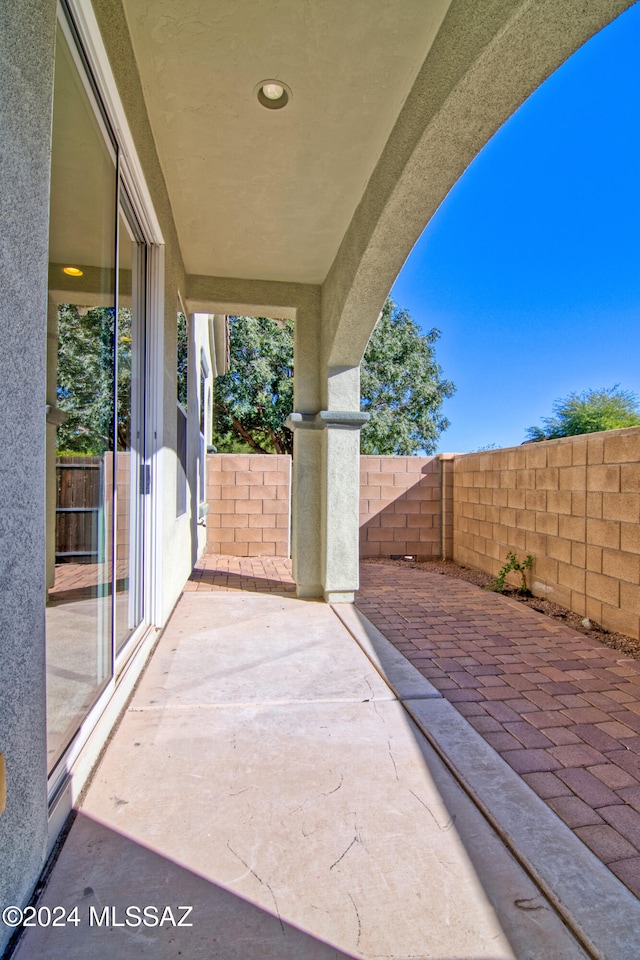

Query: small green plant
[[489, 551, 533, 595]]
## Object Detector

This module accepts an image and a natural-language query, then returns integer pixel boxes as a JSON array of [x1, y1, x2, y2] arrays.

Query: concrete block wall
[[115, 452, 131, 565], [452, 427, 640, 640], [205, 436, 640, 641], [206, 454, 291, 556], [206, 453, 444, 560], [359, 456, 442, 559], [440, 453, 456, 560], [103, 452, 131, 566]]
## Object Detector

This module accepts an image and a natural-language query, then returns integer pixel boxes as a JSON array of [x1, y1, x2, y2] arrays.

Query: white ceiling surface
[[122, 0, 452, 283]]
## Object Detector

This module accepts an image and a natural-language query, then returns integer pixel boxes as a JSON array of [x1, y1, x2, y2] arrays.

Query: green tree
[[214, 316, 295, 454], [177, 311, 188, 410], [214, 299, 454, 456], [525, 386, 640, 442], [56, 304, 131, 454], [360, 299, 454, 455]]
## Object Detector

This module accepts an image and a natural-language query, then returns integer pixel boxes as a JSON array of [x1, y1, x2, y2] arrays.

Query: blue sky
[[391, 3, 640, 454]]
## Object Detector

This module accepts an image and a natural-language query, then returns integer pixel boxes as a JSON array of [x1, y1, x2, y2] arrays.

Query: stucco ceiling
[[121, 0, 452, 283]]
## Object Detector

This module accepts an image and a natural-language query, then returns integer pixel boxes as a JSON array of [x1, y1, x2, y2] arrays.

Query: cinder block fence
[[206, 455, 291, 556], [452, 428, 640, 640], [359, 456, 446, 559], [206, 426, 640, 640], [206, 454, 451, 560]]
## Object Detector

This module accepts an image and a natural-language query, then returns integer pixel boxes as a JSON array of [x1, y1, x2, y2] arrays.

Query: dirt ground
[[363, 557, 640, 661]]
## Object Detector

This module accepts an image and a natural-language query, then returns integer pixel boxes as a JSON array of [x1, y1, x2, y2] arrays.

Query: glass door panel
[[45, 19, 117, 771], [115, 206, 146, 655]]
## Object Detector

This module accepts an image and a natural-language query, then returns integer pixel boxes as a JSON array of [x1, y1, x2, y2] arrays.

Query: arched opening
[[390, 2, 640, 453]]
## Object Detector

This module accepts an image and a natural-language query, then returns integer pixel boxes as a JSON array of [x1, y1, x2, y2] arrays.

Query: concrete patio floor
[[11, 556, 640, 959]]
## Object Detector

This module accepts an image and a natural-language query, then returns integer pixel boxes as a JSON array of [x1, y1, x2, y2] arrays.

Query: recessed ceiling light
[[263, 82, 284, 100], [63, 266, 83, 277], [255, 79, 291, 110]]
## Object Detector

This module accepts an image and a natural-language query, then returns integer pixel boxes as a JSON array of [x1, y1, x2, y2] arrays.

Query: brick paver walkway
[[358, 560, 640, 900], [188, 555, 640, 900], [185, 554, 295, 593]]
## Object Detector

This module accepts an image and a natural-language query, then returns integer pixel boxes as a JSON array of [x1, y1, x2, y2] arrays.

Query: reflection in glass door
[[45, 17, 118, 771], [45, 12, 150, 775], [115, 205, 146, 655]]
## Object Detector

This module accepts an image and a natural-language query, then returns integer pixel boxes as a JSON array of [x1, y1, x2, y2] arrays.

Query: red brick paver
[[356, 560, 640, 901], [185, 554, 295, 594]]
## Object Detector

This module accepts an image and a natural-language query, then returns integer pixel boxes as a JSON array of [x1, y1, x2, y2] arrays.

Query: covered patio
[[192, 555, 640, 905], [11, 556, 640, 958], [1, 0, 637, 953]]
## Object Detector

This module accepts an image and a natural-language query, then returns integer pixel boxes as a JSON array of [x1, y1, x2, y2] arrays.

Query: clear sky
[[391, 2, 640, 454]]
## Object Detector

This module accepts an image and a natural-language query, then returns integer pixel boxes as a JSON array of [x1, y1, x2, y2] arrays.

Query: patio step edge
[[331, 603, 442, 701], [405, 697, 640, 960]]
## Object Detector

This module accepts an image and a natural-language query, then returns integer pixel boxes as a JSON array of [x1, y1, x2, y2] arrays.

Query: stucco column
[[319, 412, 368, 602], [320, 366, 368, 602], [289, 423, 323, 597], [289, 350, 368, 601], [289, 305, 323, 598]]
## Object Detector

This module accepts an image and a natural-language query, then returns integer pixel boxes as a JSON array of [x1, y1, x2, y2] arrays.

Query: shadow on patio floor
[[12, 557, 640, 959]]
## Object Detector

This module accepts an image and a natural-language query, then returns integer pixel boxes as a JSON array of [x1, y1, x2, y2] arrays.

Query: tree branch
[[216, 399, 270, 454], [267, 427, 283, 455], [230, 415, 270, 454]]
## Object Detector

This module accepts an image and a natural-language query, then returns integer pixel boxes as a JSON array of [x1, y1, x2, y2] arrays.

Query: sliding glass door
[[45, 12, 149, 774]]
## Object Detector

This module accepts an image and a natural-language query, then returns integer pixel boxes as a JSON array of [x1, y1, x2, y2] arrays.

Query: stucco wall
[[0, 0, 56, 944], [452, 428, 640, 640]]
